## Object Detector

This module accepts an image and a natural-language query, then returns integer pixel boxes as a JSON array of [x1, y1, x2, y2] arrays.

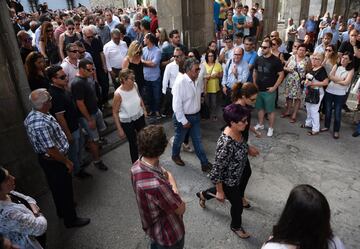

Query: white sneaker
[[254, 123, 265, 130], [267, 127, 274, 137], [182, 143, 194, 152]]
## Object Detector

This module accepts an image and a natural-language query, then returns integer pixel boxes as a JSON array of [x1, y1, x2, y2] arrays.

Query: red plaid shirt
[[131, 160, 185, 246]]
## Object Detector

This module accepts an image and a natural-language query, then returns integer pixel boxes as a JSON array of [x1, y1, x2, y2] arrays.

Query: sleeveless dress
[[63, 33, 79, 56], [129, 61, 145, 95]]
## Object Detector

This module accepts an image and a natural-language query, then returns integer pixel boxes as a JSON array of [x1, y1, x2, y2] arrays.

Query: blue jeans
[[150, 237, 184, 249], [68, 129, 83, 174], [172, 113, 208, 166], [324, 92, 346, 132], [145, 77, 161, 113], [356, 122, 360, 133]]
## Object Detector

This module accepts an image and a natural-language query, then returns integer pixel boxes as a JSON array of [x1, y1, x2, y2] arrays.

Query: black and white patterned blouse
[[209, 132, 249, 187]]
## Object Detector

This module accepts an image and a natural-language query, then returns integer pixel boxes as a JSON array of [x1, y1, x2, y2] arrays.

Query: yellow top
[[205, 62, 223, 93]]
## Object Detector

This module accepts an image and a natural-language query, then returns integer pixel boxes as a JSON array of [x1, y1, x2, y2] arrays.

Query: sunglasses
[[86, 68, 94, 72], [234, 53, 243, 56], [67, 27, 74, 31], [57, 75, 67, 80], [173, 55, 183, 58], [260, 46, 269, 49]]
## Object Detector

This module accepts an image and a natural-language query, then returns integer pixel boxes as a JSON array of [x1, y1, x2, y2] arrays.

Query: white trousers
[[305, 91, 324, 132]]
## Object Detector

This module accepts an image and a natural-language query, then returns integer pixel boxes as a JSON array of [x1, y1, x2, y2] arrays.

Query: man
[[148, 6, 158, 34], [161, 47, 185, 117], [221, 47, 249, 104], [142, 33, 162, 118], [140, 19, 151, 45], [285, 18, 297, 53], [242, 36, 257, 82], [96, 16, 111, 46], [321, 20, 340, 45], [341, 23, 354, 43], [122, 14, 136, 41], [103, 29, 128, 89], [131, 125, 185, 249], [355, 16, 360, 32], [219, 34, 234, 67], [27, 20, 37, 47], [314, 32, 333, 53], [81, 26, 109, 107], [232, 3, 246, 34], [347, 12, 358, 26], [17, 30, 36, 63], [161, 29, 188, 68], [249, 7, 260, 42], [46, 66, 91, 179], [242, 5, 253, 37], [171, 58, 213, 172], [233, 31, 244, 49], [61, 43, 79, 88], [104, 9, 120, 32], [305, 15, 317, 41], [253, 40, 284, 137], [24, 88, 90, 228], [297, 19, 307, 43], [270, 31, 287, 53], [71, 59, 108, 171]]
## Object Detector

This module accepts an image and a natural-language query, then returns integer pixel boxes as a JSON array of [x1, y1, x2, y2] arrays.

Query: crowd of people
[[1, 0, 359, 248]]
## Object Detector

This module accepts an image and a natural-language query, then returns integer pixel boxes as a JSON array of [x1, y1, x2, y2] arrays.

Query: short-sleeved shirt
[[142, 45, 162, 81], [71, 76, 98, 115], [131, 160, 184, 247], [254, 55, 284, 91], [24, 110, 69, 154], [205, 62, 223, 93], [49, 85, 79, 133], [250, 16, 259, 37], [232, 13, 246, 33], [81, 37, 104, 71]]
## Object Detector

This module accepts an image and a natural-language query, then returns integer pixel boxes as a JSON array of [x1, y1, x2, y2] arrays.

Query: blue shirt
[[126, 25, 137, 41], [243, 50, 257, 82], [233, 14, 246, 33], [322, 27, 340, 45], [142, 45, 161, 81], [222, 59, 249, 88], [305, 20, 316, 33]]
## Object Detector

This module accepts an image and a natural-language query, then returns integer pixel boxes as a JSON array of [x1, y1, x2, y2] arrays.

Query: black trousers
[[111, 67, 121, 89], [239, 158, 252, 197], [96, 67, 110, 105], [38, 155, 77, 224], [121, 115, 146, 163], [160, 89, 173, 116], [202, 183, 244, 229]]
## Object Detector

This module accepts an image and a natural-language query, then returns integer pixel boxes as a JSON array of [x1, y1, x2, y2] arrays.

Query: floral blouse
[[209, 133, 249, 187], [0, 191, 47, 249]]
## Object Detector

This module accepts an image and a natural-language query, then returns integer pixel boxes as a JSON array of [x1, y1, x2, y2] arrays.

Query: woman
[[223, 10, 234, 35], [155, 27, 169, 51], [112, 69, 147, 163], [303, 34, 314, 55], [271, 37, 285, 64], [302, 53, 329, 135], [58, 19, 81, 60], [262, 184, 345, 249], [196, 104, 251, 239], [322, 52, 354, 139], [122, 41, 145, 99], [39, 21, 60, 66], [232, 83, 260, 208], [203, 50, 223, 121], [0, 167, 47, 249], [282, 44, 311, 123], [73, 15, 82, 35], [133, 20, 144, 45], [25, 52, 49, 91], [322, 45, 338, 75]]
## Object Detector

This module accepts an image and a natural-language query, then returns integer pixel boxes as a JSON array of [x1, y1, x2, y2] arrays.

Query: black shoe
[[94, 161, 108, 171], [171, 156, 185, 166], [65, 217, 91, 228], [201, 162, 213, 173], [352, 131, 360, 137], [75, 170, 93, 179]]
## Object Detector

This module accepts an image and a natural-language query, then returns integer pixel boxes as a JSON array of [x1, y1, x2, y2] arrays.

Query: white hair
[[29, 88, 49, 110]]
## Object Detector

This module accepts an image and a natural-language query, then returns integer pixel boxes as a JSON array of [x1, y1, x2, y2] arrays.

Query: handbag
[[305, 87, 320, 104]]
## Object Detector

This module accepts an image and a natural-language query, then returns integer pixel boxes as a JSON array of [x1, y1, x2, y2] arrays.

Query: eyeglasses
[[69, 50, 79, 53], [325, 49, 333, 52], [260, 46, 269, 49], [234, 53, 243, 56], [57, 75, 67, 80]]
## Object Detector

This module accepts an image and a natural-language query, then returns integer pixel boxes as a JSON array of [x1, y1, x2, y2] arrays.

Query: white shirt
[[297, 26, 307, 40], [172, 73, 203, 125], [326, 66, 351, 95], [61, 57, 79, 88], [103, 40, 128, 71], [162, 61, 179, 94], [314, 43, 326, 54], [261, 236, 345, 249], [106, 19, 120, 31], [244, 15, 253, 36], [255, 10, 263, 21]]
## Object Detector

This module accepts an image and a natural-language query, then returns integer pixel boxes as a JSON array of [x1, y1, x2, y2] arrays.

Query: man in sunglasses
[[47, 65, 91, 179], [61, 43, 80, 88]]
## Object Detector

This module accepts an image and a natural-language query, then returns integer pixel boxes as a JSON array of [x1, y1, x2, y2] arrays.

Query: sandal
[[300, 124, 311, 129], [307, 131, 319, 136], [320, 128, 329, 132], [231, 227, 250, 239], [280, 113, 290, 118], [196, 192, 206, 208]]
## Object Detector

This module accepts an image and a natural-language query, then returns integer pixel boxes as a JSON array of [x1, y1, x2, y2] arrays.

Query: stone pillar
[[0, 1, 47, 195], [263, 0, 279, 37], [154, 0, 214, 52]]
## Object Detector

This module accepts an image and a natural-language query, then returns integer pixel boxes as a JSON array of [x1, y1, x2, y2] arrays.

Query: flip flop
[[307, 131, 319, 136], [231, 227, 250, 239], [196, 192, 206, 208]]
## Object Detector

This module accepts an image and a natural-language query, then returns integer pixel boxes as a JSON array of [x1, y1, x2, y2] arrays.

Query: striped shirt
[[24, 110, 69, 154], [130, 160, 184, 247]]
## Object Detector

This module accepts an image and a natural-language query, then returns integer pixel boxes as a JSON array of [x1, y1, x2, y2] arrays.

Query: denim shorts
[[79, 109, 106, 141]]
